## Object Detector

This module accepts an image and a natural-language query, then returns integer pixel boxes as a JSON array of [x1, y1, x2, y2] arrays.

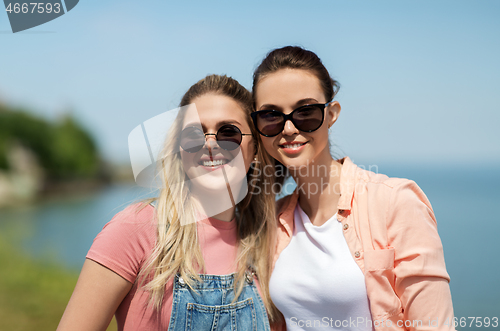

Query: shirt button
[[354, 251, 361, 258], [343, 224, 349, 230], [178, 276, 185, 286]]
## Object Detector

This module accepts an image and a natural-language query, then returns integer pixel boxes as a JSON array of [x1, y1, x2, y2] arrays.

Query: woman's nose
[[282, 119, 299, 136], [203, 134, 219, 150]]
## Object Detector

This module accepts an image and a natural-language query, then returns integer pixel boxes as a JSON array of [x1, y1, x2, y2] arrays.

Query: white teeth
[[202, 159, 227, 167], [283, 143, 305, 149]]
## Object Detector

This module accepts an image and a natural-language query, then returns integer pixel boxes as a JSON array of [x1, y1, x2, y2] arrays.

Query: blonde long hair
[[138, 74, 280, 323]]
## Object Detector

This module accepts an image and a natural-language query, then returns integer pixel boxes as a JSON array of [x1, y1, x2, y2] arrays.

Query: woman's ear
[[327, 101, 341, 129]]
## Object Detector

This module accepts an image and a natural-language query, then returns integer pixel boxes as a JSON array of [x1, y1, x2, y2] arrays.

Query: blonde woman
[[58, 75, 281, 330]]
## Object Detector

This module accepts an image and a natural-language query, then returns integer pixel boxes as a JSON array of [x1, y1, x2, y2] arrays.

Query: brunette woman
[[252, 46, 455, 331]]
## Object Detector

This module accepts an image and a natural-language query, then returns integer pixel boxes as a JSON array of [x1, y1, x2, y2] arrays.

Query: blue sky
[[1, 0, 499, 168]]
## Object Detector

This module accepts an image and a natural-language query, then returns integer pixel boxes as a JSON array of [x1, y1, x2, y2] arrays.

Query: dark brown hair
[[252, 46, 340, 103]]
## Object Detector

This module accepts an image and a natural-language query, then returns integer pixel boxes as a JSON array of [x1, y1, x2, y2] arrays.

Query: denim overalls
[[167, 271, 271, 331]]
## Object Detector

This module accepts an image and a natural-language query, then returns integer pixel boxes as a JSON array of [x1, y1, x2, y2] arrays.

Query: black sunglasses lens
[[292, 105, 323, 131], [217, 125, 242, 151], [180, 127, 204, 153], [255, 111, 284, 136], [180, 125, 244, 152]]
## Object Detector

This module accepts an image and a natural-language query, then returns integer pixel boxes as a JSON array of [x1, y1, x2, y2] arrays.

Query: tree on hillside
[[0, 104, 100, 179]]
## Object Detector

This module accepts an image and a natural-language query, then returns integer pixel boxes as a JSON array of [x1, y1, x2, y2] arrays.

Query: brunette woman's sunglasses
[[179, 124, 252, 153], [251, 101, 332, 137]]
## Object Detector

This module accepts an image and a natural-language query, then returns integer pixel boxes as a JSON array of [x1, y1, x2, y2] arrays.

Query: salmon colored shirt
[[87, 204, 260, 330], [274, 157, 455, 331]]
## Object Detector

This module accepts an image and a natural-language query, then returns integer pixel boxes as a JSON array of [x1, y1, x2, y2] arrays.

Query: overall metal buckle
[[245, 267, 256, 284]]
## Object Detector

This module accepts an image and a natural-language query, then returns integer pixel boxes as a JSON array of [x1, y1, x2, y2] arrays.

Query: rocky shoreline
[[0, 143, 133, 209]]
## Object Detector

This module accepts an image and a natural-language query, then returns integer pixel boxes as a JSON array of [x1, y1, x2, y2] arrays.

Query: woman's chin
[[190, 172, 247, 204], [277, 157, 310, 171], [189, 175, 228, 192]]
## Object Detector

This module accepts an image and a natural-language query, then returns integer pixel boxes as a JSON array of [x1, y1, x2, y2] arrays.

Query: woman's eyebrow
[[294, 98, 319, 107], [183, 120, 243, 131], [217, 120, 242, 127], [258, 104, 281, 111], [258, 98, 320, 111], [198, 120, 243, 132]]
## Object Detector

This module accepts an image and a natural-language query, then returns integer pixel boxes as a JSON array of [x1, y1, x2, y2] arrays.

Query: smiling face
[[180, 93, 255, 193], [254, 68, 340, 171]]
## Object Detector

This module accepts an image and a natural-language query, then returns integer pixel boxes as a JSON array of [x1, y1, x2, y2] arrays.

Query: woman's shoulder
[[352, 167, 434, 220], [342, 157, 415, 191], [349, 162, 420, 195], [108, 202, 156, 226], [343, 159, 432, 213], [87, 203, 157, 282], [96, 202, 157, 248]]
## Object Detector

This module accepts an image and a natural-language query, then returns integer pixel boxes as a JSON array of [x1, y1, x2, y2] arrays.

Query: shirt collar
[[277, 156, 358, 234], [337, 156, 356, 211]]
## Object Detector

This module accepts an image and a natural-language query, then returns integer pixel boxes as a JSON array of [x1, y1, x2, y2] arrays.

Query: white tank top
[[270, 204, 373, 330]]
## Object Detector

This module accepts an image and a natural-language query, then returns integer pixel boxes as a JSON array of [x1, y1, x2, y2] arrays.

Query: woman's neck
[[290, 154, 342, 226], [188, 174, 249, 223], [212, 208, 236, 222], [190, 186, 237, 223]]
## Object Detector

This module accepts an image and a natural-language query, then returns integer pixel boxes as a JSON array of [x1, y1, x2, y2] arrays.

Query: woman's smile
[[197, 152, 231, 169], [278, 141, 308, 155]]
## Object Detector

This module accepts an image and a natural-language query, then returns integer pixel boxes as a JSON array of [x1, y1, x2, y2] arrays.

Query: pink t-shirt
[[86, 203, 241, 330]]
